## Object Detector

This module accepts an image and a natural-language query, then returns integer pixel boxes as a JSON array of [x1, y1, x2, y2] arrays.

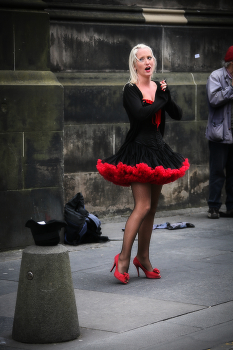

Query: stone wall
[[0, 1, 64, 251]]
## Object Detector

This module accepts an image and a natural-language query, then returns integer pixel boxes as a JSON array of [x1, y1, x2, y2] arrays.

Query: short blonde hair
[[128, 44, 157, 84]]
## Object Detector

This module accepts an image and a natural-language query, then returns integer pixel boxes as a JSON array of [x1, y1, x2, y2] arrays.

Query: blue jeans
[[208, 140, 233, 211]]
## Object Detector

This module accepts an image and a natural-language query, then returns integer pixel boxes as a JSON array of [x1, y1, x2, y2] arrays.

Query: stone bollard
[[12, 244, 80, 344]]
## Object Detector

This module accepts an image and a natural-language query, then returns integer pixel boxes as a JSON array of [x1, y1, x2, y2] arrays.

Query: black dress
[[97, 82, 189, 187]]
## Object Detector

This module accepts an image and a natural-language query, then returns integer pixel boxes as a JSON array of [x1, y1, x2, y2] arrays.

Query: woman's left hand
[[160, 80, 167, 91]]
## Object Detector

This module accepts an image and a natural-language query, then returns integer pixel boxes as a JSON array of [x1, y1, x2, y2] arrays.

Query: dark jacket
[[206, 67, 233, 144]]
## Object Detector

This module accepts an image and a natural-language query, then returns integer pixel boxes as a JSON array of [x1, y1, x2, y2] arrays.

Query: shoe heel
[[133, 257, 140, 277], [110, 262, 115, 273], [135, 265, 140, 277]]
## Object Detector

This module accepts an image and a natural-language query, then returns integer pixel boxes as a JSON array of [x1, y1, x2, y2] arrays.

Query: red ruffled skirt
[[97, 124, 189, 187], [97, 159, 189, 187]]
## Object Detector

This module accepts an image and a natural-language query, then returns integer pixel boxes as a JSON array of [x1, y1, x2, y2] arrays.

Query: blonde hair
[[128, 44, 157, 84]]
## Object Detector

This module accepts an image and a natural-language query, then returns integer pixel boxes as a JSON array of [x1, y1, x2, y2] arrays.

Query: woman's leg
[[136, 184, 162, 271], [117, 182, 152, 274]]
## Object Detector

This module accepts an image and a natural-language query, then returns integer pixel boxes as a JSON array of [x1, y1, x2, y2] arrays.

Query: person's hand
[[160, 80, 167, 91]]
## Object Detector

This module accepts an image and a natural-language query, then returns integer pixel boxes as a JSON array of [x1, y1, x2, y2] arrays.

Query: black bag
[[64, 192, 109, 245]]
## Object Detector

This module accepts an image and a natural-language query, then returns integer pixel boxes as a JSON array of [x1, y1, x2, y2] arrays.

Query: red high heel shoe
[[133, 256, 161, 279], [110, 254, 130, 284]]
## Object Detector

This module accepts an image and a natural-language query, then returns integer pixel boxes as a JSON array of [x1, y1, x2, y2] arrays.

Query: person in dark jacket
[[206, 46, 233, 219], [97, 44, 189, 284]]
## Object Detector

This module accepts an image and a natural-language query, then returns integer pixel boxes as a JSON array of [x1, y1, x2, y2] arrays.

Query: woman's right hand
[[160, 80, 167, 91]]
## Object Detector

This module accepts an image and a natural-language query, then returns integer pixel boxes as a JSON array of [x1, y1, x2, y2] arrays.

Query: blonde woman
[[97, 44, 189, 284]]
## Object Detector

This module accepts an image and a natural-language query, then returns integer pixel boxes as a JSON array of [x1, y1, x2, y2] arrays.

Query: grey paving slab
[[68, 243, 118, 273], [0, 341, 24, 350], [0, 317, 13, 338], [0, 250, 22, 263], [0, 281, 18, 297], [0, 328, 114, 350], [115, 267, 233, 306], [0, 321, 200, 350], [100, 222, 125, 241], [0, 293, 16, 318], [76, 319, 233, 350], [142, 320, 233, 350], [169, 301, 233, 328], [77, 318, 202, 350], [74, 289, 205, 332], [71, 232, 233, 306], [0, 260, 20, 282]]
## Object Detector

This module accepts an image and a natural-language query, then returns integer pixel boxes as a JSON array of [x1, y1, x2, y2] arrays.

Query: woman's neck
[[137, 75, 151, 87]]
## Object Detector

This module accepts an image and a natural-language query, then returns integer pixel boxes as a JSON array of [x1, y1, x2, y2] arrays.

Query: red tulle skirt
[[96, 119, 189, 187], [97, 158, 189, 187]]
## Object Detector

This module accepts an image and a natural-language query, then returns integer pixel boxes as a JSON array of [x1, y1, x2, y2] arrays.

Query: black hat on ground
[[25, 219, 67, 246]]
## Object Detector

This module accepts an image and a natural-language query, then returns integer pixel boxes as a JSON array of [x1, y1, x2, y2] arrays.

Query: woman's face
[[134, 47, 155, 79]]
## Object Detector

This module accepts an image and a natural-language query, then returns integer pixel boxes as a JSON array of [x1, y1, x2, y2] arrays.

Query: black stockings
[[118, 182, 162, 274]]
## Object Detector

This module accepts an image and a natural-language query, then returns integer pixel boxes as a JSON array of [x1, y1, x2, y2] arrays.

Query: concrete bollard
[[12, 244, 80, 344]]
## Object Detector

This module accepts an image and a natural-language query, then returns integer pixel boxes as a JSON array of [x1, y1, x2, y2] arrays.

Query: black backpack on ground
[[64, 192, 109, 245]]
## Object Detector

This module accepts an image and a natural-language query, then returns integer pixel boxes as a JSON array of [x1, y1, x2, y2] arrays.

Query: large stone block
[[0, 83, 64, 132], [155, 73, 195, 121], [158, 163, 210, 211], [189, 164, 209, 207], [0, 11, 14, 70], [14, 10, 50, 71], [50, 22, 163, 72], [197, 85, 209, 121], [24, 162, 63, 189], [0, 9, 50, 71], [24, 131, 63, 188], [0, 132, 23, 191], [64, 85, 127, 124], [163, 26, 233, 72], [64, 123, 129, 173], [0, 131, 63, 190], [159, 173, 190, 210], [168, 85, 195, 121], [24, 131, 63, 163], [0, 188, 64, 251], [164, 120, 209, 165], [159, 163, 211, 210], [114, 123, 129, 150]]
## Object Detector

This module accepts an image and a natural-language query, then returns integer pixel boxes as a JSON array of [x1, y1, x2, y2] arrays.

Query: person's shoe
[[133, 257, 161, 279], [207, 207, 220, 219], [110, 254, 130, 284], [219, 209, 233, 218]]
